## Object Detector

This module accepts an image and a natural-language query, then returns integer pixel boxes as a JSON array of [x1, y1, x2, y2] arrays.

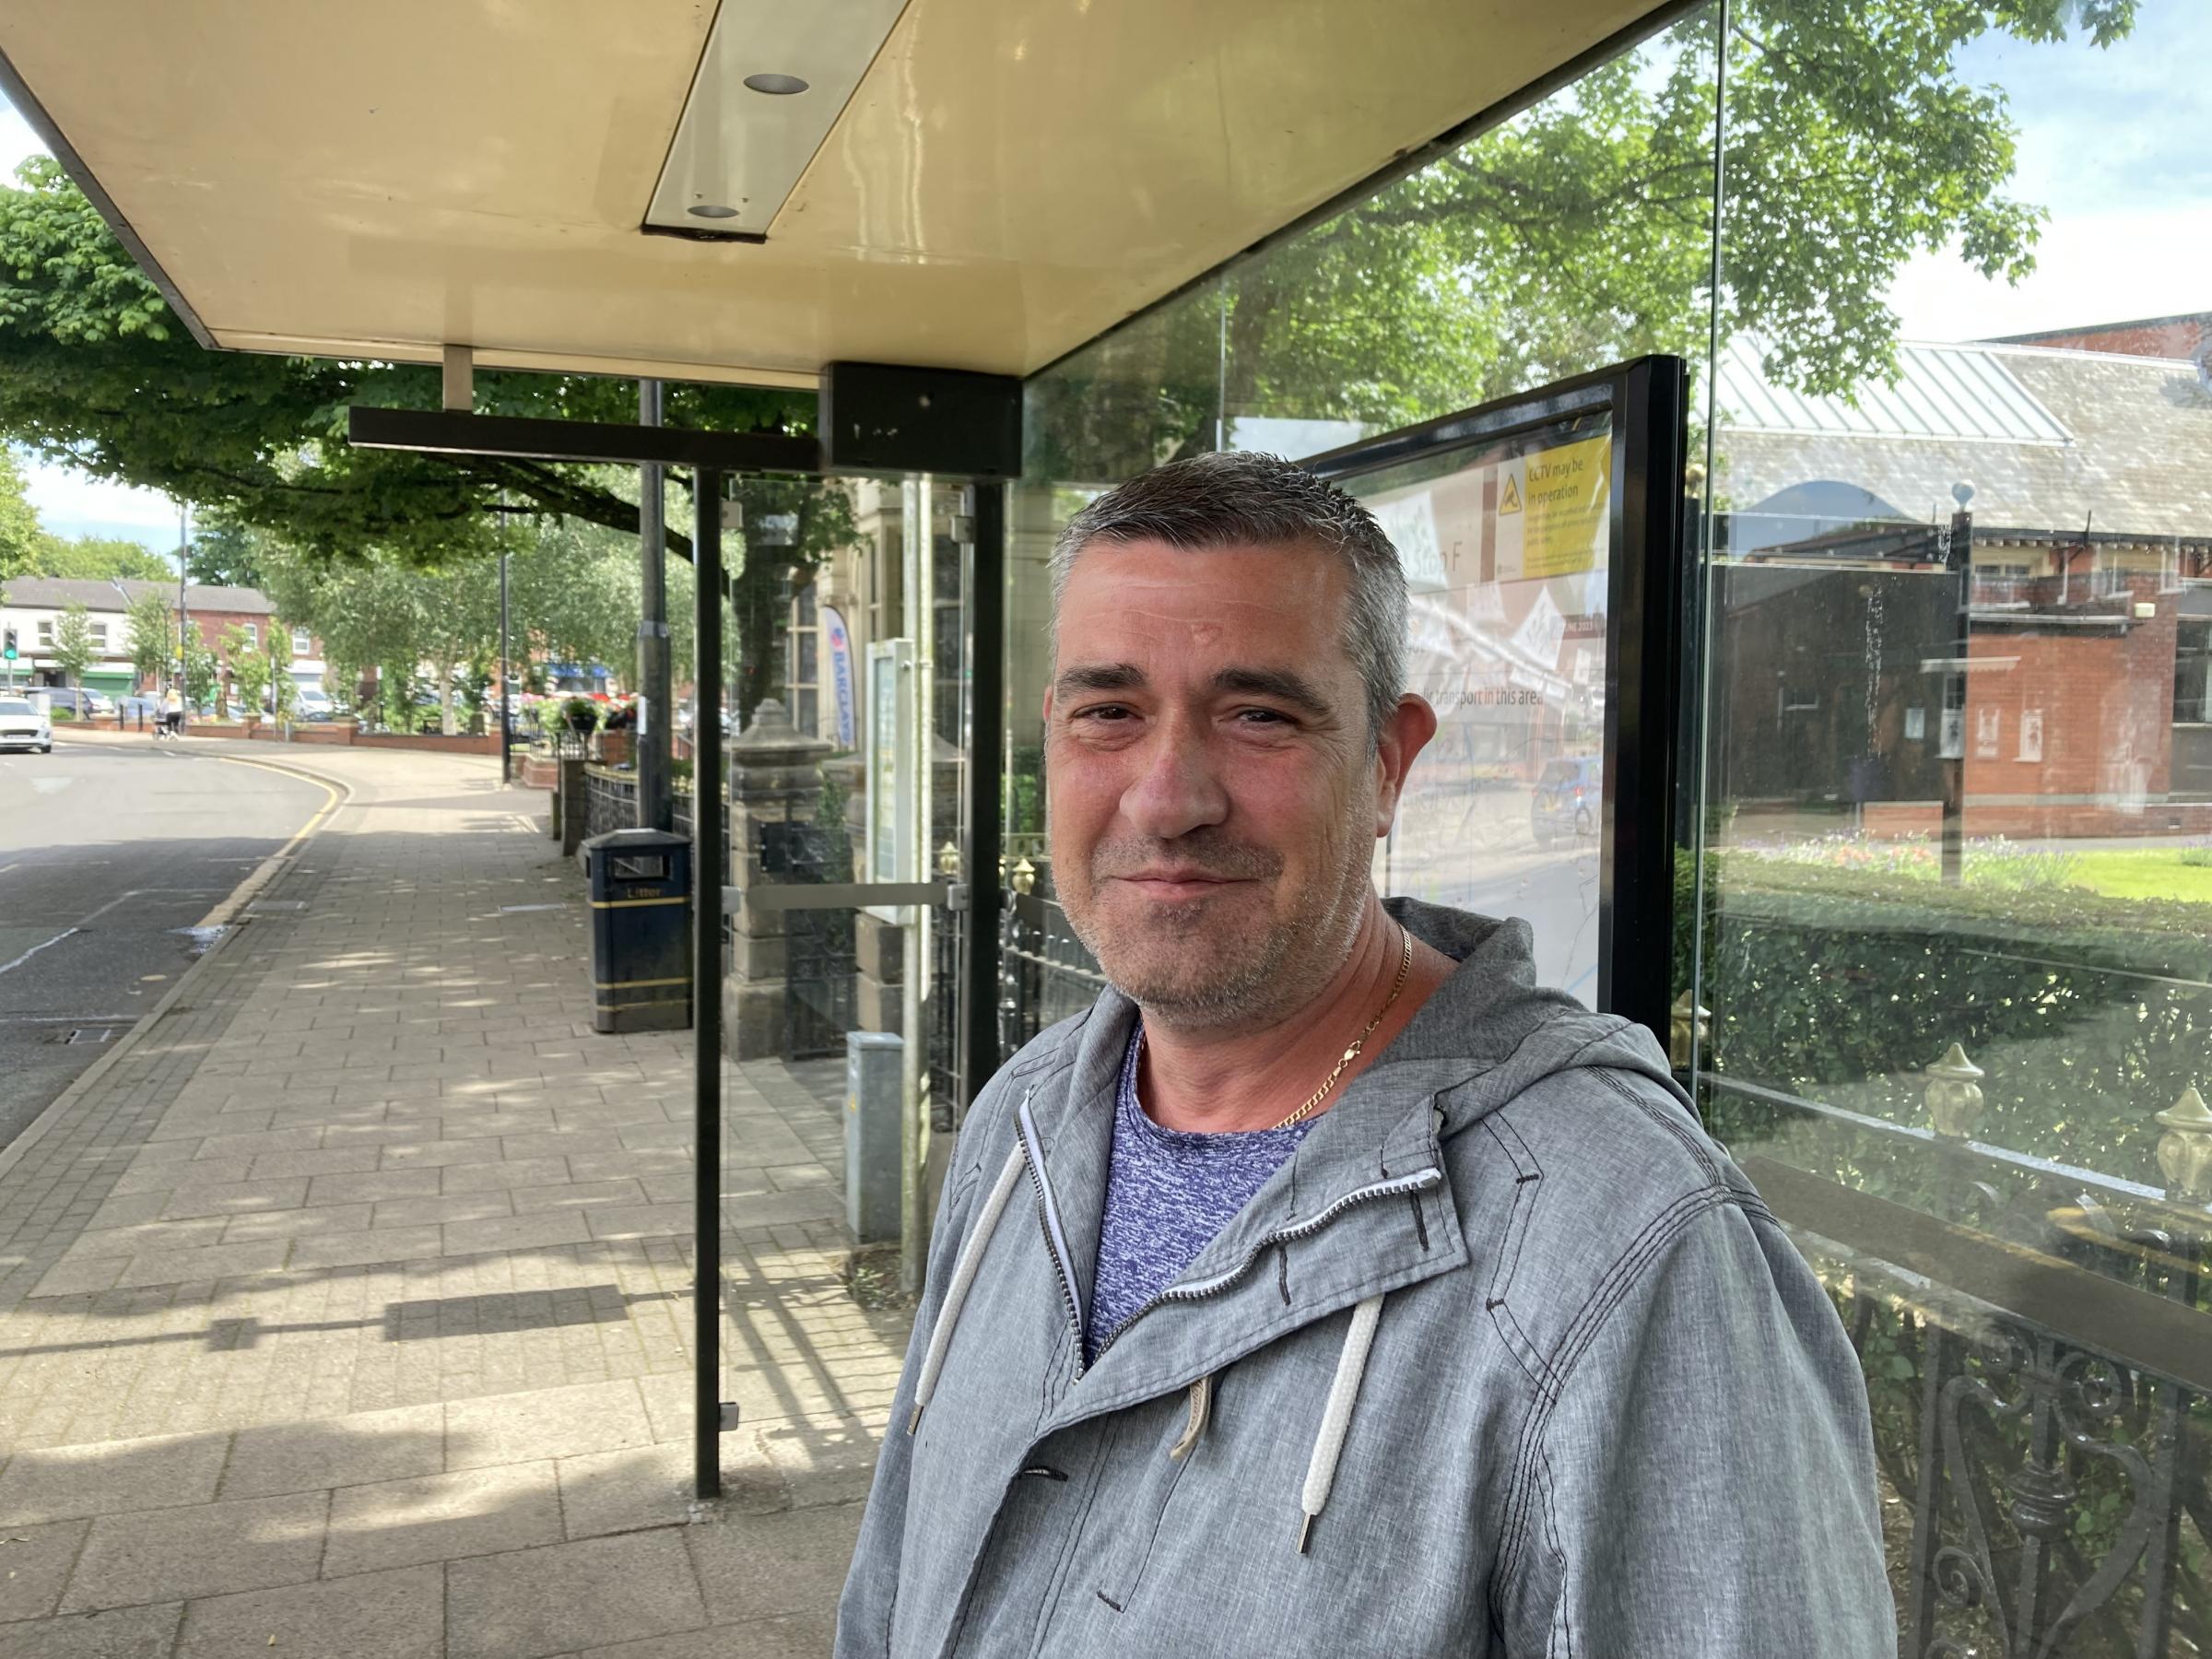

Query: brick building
[[1711, 331, 2212, 836], [0, 576, 326, 707]]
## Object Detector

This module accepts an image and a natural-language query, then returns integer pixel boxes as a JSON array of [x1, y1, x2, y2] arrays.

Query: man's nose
[[1120, 724, 1229, 842]]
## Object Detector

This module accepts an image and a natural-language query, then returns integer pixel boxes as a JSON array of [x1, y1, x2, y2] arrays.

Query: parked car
[[1530, 755, 1602, 846], [35, 686, 113, 720], [293, 685, 337, 720], [0, 696, 53, 753]]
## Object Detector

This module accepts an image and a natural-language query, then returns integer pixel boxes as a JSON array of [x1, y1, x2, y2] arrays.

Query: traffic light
[[2, 626, 16, 661]]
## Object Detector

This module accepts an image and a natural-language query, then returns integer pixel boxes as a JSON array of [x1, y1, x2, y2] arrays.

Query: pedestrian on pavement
[[838, 451, 1893, 1657], [161, 682, 183, 736]]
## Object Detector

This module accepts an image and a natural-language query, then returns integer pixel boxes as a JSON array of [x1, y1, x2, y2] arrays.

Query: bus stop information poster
[[1342, 412, 1614, 1006]]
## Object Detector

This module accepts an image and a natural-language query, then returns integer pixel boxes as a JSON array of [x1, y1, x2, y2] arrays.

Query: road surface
[[0, 735, 327, 1153]]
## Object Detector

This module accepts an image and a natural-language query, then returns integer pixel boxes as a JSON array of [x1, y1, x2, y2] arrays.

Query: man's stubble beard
[[1059, 817, 1376, 1036]]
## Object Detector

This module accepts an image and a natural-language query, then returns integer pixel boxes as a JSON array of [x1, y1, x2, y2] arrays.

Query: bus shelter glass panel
[[714, 477, 972, 1412], [1693, 6, 2212, 1652], [1319, 405, 1618, 1005]]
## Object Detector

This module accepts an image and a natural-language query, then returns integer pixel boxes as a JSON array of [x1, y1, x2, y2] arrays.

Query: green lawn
[[2066, 851, 2212, 904]]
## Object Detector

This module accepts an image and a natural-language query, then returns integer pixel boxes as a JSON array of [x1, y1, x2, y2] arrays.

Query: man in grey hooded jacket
[[838, 451, 1894, 1657]]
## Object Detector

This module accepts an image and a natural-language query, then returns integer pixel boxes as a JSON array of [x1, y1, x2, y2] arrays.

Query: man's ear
[[1372, 693, 1438, 836]]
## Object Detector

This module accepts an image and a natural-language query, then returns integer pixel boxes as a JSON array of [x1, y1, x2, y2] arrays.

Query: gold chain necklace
[[1271, 924, 1412, 1130]]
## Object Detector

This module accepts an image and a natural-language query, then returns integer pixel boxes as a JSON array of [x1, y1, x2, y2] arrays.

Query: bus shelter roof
[[0, 0, 1664, 389]]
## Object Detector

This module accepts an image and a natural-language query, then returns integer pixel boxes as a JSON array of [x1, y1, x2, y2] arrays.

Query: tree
[[0, 448, 53, 581], [222, 622, 273, 717], [182, 632, 218, 709], [1030, 0, 2139, 475], [32, 535, 172, 582], [124, 589, 173, 685], [0, 156, 830, 571], [184, 515, 265, 589], [50, 600, 97, 687]]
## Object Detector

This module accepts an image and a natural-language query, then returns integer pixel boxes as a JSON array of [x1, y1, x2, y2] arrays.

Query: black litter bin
[[583, 828, 692, 1033]]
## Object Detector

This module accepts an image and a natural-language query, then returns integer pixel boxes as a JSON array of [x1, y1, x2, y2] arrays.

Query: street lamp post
[[176, 501, 191, 735], [499, 547, 512, 783]]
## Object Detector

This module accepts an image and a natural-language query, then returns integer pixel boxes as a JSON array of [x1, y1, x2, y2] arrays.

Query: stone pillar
[[722, 700, 834, 1059]]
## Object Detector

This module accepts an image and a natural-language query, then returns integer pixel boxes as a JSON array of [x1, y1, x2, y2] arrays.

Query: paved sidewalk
[[0, 735, 909, 1657]]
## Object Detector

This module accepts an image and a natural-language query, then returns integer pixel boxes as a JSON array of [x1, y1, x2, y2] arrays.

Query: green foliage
[[181, 634, 218, 707], [0, 157, 846, 577], [184, 516, 264, 588], [48, 600, 97, 685], [221, 622, 272, 714], [1691, 853, 2208, 1182], [1029, 0, 2137, 477], [0, 447, 50, 580], [31, 535, 172, 582], [124, 589, 172, 682]]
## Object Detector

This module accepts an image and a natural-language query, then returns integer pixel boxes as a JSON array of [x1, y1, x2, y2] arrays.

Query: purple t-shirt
[[1085, 1026, 1317, 1361]]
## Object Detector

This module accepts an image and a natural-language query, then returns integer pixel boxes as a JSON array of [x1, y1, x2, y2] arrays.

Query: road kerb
[[0, 755, 349, 1186], [195, 753, 350, 930]]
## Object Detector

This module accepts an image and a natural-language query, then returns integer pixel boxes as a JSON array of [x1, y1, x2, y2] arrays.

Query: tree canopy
[[0, 154, 840, 573], [1030, 0, 2137, 476]]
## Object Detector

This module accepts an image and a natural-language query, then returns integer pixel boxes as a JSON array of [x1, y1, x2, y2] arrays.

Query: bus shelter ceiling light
[[644, 0, 904, 241]]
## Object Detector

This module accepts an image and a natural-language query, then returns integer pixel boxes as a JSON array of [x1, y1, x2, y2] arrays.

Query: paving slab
[[219, 1404, 446, 1500], [569, 1613, 834, 1659], [684, 1503, 867, 1628], [177, 1561, 444, 1659], [445, 1381, 652, 1470], [445, 1531, 708, 1659], [0, 1432, 230, 1526], [324, 1461, 560, 1578], [0, 1602, 182, 1659], [60, 1490, 327, 1612], [0, 1519, 90, 1623]]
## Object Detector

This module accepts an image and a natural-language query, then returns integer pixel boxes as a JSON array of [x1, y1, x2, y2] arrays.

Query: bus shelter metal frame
[[349, 391, 1010, 1500]]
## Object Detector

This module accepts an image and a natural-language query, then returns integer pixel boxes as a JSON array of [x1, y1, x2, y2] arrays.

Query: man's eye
[[1072, 704, 1132, 722], [1234, 708, 1291, 725]]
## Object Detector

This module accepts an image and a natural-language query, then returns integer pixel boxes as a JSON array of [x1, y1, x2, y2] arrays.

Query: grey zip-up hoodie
[[839, 899, 1895, 1656]]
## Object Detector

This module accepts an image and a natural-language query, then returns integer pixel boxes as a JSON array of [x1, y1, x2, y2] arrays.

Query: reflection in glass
[[1697, 6, 2212, 1653], [1334, 411, 1615, 1003]]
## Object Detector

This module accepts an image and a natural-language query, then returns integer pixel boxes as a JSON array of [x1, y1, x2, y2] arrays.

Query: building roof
[[1995, 311, 2212, 359], [1715, 338, 2212, 544], [0, 578, 279, 614]]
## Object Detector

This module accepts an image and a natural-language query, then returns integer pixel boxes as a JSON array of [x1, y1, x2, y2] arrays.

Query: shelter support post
[[959, 484, 1006, 1115], [638, 381, 672, 831], [692, 465, 725, 1500]]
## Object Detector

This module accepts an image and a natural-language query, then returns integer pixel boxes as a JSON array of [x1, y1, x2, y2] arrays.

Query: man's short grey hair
[[1049, 451, 1407, 738]]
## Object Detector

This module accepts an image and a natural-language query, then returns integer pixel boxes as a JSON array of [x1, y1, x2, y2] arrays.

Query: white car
[[0, 696, 53, 753]]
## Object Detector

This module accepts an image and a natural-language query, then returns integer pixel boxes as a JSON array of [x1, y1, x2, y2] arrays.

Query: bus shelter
[[14, 3, 2212, 1649]]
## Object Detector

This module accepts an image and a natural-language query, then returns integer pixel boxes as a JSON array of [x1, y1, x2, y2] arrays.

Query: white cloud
[[1887, 204, 2212, 346], [21, 462, 182, 548], [0, 100, 45, 178]]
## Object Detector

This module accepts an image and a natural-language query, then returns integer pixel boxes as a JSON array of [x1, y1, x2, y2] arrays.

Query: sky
[[1, 3, 2208, 548]]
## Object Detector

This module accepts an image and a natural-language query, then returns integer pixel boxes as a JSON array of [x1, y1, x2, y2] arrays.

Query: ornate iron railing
[[995, 854, 1108, 1061], [1706, 1062, 2212, 1656], [581, 765, 636, 845]]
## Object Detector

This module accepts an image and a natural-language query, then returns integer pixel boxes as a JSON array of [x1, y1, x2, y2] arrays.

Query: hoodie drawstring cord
[[1297, 1294, 1384, 1554], [908, 1141, 1028, 1434]]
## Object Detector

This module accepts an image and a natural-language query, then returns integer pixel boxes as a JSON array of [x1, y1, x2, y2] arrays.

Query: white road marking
[[0, 928, 79, 977]]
